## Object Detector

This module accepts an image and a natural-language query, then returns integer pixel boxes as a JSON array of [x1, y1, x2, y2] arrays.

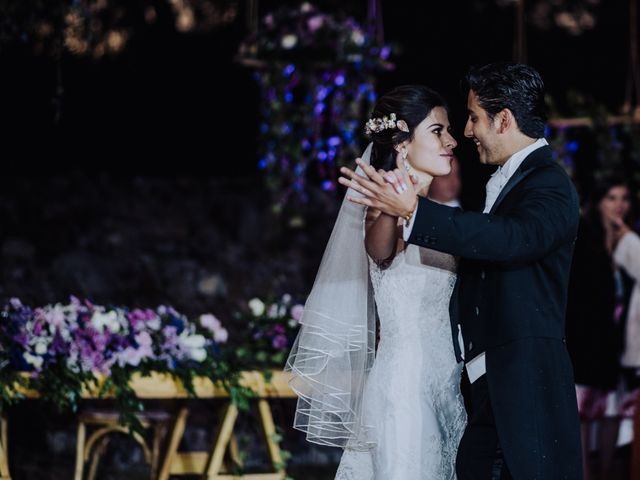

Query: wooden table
[[0, 370, 296, 480]]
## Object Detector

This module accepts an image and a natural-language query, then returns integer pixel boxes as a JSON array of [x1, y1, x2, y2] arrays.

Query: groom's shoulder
[[524, 152, 574, 189], [519, 157, 579, 207], [530, 160, 569, 180]]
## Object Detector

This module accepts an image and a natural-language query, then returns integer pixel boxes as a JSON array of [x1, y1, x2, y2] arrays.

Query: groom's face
[[464, 90, 505, 166]]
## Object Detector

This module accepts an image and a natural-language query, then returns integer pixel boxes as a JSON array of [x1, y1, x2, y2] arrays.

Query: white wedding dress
[[335, 243, 467, 480]]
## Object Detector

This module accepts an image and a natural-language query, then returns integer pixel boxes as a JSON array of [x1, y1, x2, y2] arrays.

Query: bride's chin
[[423, 167, 451, 178]]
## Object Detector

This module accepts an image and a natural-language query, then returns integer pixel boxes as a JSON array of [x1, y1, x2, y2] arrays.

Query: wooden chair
[[158, 401, 285, 480], [74, 409, 171, 480], [0, 414, 10, 480]]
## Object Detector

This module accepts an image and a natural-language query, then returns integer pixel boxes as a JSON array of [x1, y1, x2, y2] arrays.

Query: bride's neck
[[416, 175, 434, 198]]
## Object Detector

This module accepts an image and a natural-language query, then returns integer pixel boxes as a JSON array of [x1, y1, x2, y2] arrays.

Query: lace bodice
[[335, 244, 466, 480]]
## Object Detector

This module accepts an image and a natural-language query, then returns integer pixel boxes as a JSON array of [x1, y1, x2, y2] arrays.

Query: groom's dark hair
[[464, 62, 547, 138], [367, 85, 448, 171]]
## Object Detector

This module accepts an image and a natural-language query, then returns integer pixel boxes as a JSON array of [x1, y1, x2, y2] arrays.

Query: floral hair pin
[[364, 113, 410, 135]]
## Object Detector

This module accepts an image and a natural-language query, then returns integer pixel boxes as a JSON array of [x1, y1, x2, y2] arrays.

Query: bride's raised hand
[[338, 154, 418, 217]]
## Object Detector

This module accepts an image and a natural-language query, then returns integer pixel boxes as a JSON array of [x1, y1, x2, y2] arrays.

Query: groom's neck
[[498, 134, 539, 165]]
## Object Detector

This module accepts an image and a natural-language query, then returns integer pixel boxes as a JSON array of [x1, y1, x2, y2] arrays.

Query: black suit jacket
[[408, 145, 582, 479]]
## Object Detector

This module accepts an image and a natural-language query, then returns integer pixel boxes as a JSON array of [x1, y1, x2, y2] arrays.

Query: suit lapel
[[489, 145, 554, 214]]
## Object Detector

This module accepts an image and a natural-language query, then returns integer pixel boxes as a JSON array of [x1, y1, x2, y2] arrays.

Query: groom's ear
[[496, 108, 514, 134]]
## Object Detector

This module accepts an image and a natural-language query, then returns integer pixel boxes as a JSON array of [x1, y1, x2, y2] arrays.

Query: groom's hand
[[338, 152, 418, 218]]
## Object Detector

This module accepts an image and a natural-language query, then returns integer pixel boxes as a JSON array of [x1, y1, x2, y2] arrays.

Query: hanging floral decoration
[[237, 2, 395, 224]]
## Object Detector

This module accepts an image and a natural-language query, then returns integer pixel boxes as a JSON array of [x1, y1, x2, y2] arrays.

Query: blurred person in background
[[610, 179, 640, 451], [566, 176, 637, 480]]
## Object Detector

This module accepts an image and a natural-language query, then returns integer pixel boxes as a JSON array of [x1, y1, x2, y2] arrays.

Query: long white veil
[[285, 143, 377, 450]]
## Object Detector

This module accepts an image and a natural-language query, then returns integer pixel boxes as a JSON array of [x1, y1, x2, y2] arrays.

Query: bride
[[285, 85, 466, 479]]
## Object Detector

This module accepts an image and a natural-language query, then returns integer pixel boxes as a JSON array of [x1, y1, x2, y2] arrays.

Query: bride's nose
[[444, 132, 457, 149]]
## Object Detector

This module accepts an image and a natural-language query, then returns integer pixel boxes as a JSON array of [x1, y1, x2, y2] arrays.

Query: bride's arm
[[365, 207, 401, 265]]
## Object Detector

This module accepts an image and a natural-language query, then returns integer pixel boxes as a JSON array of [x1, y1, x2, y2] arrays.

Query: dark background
[[0, 2, 636, 478], [1, 0, 631, 177], [0, 0, 635, 313]]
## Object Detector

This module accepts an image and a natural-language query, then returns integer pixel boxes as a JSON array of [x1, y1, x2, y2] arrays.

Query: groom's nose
[[464, 119, 473, 138]]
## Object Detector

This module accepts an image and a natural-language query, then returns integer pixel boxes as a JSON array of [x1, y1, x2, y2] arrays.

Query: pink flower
[[128, 309, 156, 331], [200, 314, 221, 332], [135, 331, 153, 348], [307, 15, 324, 32], [291, 304, 304, 322]]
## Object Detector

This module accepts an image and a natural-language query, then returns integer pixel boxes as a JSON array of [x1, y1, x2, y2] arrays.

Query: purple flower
[[272, 334, 288, 350], [12, 333, 29, 348], [32, 320, 44, 336], [307, 15, 324, 32], [50, 333, 68, 355], [127, 309, 150, 331]]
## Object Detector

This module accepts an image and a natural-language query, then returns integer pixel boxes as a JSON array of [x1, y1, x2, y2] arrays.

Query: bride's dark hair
[[367, 85, 448, 171]]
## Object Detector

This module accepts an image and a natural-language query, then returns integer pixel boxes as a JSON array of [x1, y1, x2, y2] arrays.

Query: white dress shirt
[[404, 138, 549, 383]]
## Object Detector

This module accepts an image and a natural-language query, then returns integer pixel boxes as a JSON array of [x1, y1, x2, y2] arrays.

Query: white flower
[[34, 341, 48, 355], [91, 310, 120, 333], [117, 347, 144, 367], [281, 34, 298, 49], [351, 30, 365, 46], [248, 298, 265, 316], [60, 328, 72, 342], [190, 348, 207, 362], [300, 2, 313, 12], [66, 356, 80, 373], [177, 332, 208, 362], [24, 352, 43, 370], [146, 317, 161, 331], [281, 294, 292, 305], [267, 304, 279, 319], [288, 318, 298, 328], [180, 333, 206, 349], [214, 328, 228, 344]]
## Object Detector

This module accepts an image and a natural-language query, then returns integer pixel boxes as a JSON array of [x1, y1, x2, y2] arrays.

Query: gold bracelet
[[403, 208, 415, 224], [403, 199, 417, 225]]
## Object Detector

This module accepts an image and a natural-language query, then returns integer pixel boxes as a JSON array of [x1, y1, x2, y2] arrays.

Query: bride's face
[[402, 106, 457, 178]]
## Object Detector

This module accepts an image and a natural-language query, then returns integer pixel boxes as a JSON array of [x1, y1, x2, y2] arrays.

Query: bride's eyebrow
[[427, 123, 444, 129]]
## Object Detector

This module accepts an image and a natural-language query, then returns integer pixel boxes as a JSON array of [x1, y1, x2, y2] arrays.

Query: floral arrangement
[[237, 1, 395, 227], [0, 297, 246, 431], [233, 294, 303, 370], [238, 2, 392, 67]]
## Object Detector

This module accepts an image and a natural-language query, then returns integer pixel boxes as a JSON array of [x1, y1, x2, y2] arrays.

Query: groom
[[339, 63, 582, 479]]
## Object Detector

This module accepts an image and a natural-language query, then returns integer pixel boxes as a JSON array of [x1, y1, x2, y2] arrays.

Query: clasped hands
[[338, 152, 419, 219]]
